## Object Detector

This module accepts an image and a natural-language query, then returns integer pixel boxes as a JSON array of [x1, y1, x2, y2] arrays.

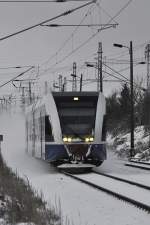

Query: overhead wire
[[41, 0, 133, 75], [40, 23, 115, 27], [40, 2, 95, 67], [0, 65, 34, 70], [40, 0, 119, 69], [103, 62, 130, 81], [41, 25, 116, 74], [82, 69, 145, 92], [106, 40, 150, 61], [0, 0, 94, 42], [81, 71, 127, 87], [0, 66, 34, 88], [0, 0, 91, 3], [96, 0, 118, 24]]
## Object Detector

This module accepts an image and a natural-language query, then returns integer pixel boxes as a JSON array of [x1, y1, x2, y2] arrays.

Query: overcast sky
[[0, 0, 149, 96]]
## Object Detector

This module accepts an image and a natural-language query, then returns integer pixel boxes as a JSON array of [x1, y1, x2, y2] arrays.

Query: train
[[25, 91, 107, 169]]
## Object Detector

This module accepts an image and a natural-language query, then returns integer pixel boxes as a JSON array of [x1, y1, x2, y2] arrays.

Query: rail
[[62, 171, 150, 213]]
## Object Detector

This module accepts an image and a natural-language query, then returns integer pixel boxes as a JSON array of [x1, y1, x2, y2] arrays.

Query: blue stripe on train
[[45, 143, 106, 161], [45, 144, 68, 161], [90, 144, 107, 160]]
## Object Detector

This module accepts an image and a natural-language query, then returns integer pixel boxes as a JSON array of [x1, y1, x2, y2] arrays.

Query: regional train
[[25, 91, 107, 169]]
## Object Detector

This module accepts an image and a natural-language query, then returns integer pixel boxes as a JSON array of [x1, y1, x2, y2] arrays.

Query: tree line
[[106, 83, 150, 136]]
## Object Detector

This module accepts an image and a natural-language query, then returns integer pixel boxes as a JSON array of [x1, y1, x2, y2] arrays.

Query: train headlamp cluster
[[63, 136, 94, 143], [85, 137, 94, 142], [63, 137, 72, 142]]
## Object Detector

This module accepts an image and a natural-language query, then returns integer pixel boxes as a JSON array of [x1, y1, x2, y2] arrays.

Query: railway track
[[125, 161, 150, 170], [93, 171, 150, 190], [62, 171, 150, 213], [129, 160, 150, 166]]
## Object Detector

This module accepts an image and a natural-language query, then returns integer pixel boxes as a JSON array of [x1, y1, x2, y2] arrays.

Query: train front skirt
[[45, 143, 106, 166]]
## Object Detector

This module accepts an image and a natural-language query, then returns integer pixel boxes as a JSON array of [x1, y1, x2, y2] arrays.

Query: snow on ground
[[107, 126, 150, 160], [0, 111, 150, 225], [77, 172, 150, 206], [94, 150, 150, 186]]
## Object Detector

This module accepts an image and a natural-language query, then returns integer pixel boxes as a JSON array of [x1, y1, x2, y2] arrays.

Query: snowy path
[[0, 112, 150, 225]]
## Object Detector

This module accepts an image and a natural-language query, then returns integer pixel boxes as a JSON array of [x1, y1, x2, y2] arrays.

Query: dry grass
[[0, 153, 61, 225]]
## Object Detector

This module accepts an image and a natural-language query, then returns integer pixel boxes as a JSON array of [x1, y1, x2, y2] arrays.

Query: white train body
[[25, 91, 107, 166]]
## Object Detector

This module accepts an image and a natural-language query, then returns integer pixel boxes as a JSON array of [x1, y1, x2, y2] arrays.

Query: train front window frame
[[54, 94, 98, 142]]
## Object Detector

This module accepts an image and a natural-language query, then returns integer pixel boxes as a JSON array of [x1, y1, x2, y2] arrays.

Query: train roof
[[25, 91, 104, 114]]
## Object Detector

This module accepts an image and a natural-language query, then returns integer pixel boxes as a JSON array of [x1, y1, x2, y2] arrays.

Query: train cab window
[[54, 94, 98, 141], [45, 116, 54, 142]]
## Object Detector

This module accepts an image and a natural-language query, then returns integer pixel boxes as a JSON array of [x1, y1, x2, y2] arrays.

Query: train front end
[[53, 91, 107, 168]]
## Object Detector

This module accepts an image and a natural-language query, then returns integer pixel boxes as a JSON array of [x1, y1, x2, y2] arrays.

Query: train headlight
[[89, 137, 94, 142], [67, 137, 72, 142], [85, 137, 90, 142], [85, 137, 94, 142], [63, 137, 68, 142]]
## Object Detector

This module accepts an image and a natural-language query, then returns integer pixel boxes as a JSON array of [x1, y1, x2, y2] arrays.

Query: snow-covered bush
[[107, 126, 150, 161]]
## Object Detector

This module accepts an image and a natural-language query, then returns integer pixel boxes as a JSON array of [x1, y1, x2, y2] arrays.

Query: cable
[[96, 1, 118, 24], [81, 71, 127, 87], [0, 65, 34, 70], [41, 23, 116, 27], [103, 62, 129, 81], [42, 24, 115, 74], [107, 40, 150, 61], [0, 66, 34, 88], [102, 61, 146, 90], [41, 0, 132, 74], [0, 0, 94, 41], [102, 57, 145, 65], [40, 3, 95, 66], [0, 0, 91, 3]]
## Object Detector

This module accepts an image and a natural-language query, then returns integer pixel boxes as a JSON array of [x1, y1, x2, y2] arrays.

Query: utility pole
[[21, 87, 25, 108], [72, 62, 77, 92], [145, 44, 150, 89], [113, 41, 135, 158], [44, 81, 48, 95], [130, 41, 134, 157], [97, 42, 103, 92], [29, 82, 32, 104], [145, 44, 150, 147], [63, 77, 67, 92], [80, 74, 83, 92], [58, 74, 63, 92]]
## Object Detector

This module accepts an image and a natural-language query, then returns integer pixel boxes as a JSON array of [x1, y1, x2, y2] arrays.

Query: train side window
[[45, 116, 54, 142]]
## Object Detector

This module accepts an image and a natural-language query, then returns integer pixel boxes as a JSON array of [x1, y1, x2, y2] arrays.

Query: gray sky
[[0, 0, 149, 96]]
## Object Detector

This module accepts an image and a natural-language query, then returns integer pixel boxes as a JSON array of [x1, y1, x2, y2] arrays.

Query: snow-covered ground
[[0, 111, 150, 225], [107, 126, 150, 161]]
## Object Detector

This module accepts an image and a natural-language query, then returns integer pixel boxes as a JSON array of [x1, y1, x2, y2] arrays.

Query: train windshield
[[54, 94, 98, 142]]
